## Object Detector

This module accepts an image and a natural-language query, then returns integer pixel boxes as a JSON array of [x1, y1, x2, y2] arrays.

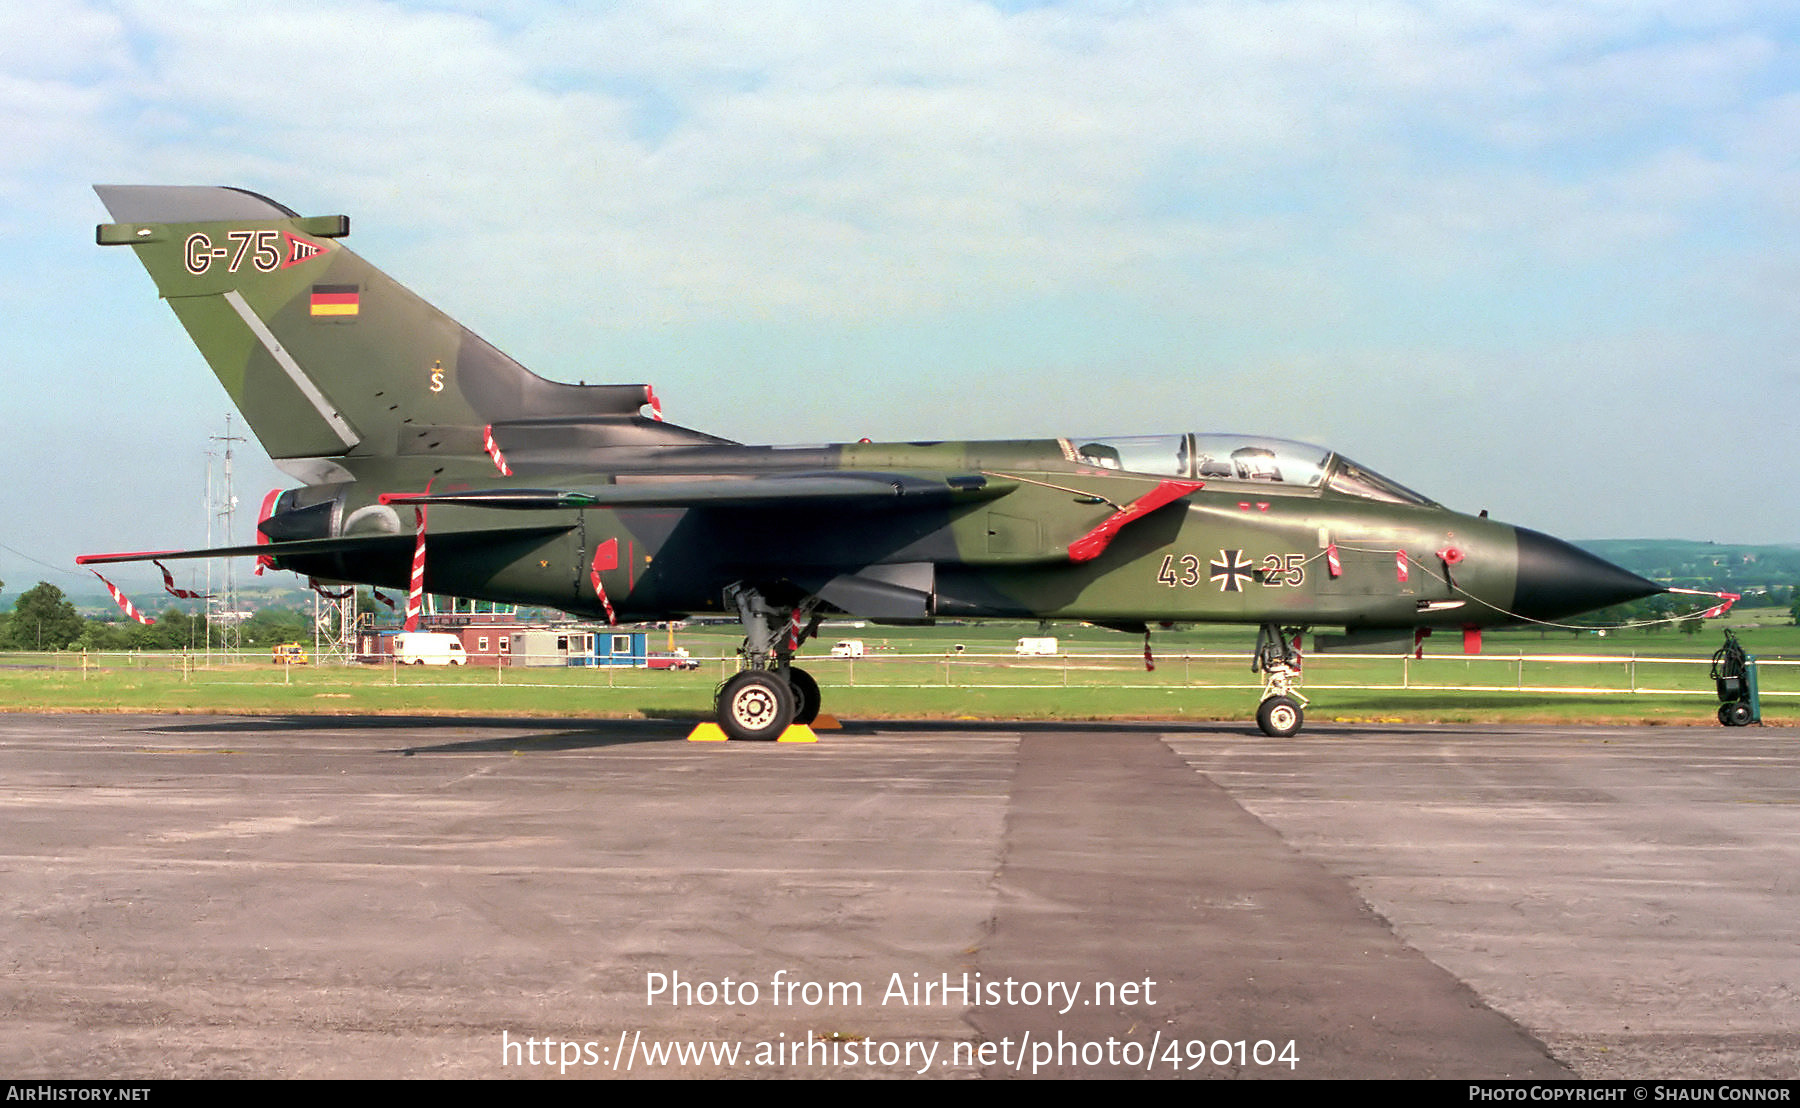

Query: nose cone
[[1512, 527, 1663, 622]]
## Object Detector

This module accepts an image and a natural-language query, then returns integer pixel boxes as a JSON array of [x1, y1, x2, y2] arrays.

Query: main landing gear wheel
[[787, 666, 821, 726], [716, 670, 795, 741], [1257, 695, 1304, 738]]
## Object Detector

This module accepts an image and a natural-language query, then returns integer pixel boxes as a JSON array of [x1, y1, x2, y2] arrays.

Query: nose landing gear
[[1253, 624, 1309, 737]]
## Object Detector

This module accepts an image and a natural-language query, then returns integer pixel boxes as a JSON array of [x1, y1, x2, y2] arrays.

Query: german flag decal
[[310, 284, 359, 317]]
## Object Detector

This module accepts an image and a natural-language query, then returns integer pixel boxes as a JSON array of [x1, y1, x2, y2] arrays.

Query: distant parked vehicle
[[830, 640, 866, 658], [647, 649, 700, 671], [271, 642, 308, 665], [1015, 637, 1059, 656], [393, 632, 467, 666]]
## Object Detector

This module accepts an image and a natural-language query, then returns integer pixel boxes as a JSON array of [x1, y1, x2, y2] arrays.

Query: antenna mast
[[209, 415, 247, 656]]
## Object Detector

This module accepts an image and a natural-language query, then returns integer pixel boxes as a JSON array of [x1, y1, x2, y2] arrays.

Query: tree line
[[3, 575, 1797, 653], [0, 580, 312, 652]]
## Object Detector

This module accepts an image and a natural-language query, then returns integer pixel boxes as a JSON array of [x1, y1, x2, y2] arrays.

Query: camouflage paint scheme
[[83, 186, 1663, 737]]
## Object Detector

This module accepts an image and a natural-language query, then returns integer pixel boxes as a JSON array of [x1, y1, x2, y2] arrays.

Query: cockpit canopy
[[1064, 434, 1438, 507]]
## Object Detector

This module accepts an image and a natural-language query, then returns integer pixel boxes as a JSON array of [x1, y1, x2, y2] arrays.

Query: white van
[[393, 632, 468, 666], [830, 639, 866, 658], [1015, 637, 1059, 656]]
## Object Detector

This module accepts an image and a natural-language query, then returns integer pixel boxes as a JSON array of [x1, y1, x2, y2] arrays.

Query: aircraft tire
[[1256, 696, 1304, 738], [717, 671, 796, 741], [787, 667, 822, 726]]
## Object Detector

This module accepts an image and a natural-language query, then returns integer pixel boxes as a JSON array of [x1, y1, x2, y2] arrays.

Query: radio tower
[[209, 415, 246, 657]]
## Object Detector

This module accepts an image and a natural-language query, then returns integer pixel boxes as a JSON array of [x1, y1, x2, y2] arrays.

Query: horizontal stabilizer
[[77, 533, 418, 566], [77, 524, 571, 567]]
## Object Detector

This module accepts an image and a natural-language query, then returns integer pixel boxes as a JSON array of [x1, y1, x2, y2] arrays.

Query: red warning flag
[[404, 505, 427, 632], [1694, 592, 1740, 619], [590, 538, 619, 625], [1326, 544, 1341, 578], [1669, 587, 1741, 620], [154, 559, 212, 600], [94, 571, 154, 625], [1396, 551, 1409, 583], [482, 424, 512, 477]]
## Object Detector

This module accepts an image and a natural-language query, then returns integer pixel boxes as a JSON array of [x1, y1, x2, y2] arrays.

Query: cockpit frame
[[1061, 433, 1438, 507]]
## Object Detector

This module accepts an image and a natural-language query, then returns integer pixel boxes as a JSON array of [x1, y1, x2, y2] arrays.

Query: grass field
[[1, 616, 1792, 727]]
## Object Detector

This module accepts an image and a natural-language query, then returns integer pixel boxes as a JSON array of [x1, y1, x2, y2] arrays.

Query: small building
[[453, 622, 523, 666], [515, 629, 649, 667], [359, 622, 520, 667], [357, 595, 524, 666], [354, 595, 653, 668], [357, 628, 396, 662], [590, 631, 649, 667], [515, 629, 593, 667]]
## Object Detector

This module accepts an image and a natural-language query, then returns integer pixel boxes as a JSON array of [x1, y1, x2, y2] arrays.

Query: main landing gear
[[713, 586, 824, 741], [1252, 623, 1309, 738]]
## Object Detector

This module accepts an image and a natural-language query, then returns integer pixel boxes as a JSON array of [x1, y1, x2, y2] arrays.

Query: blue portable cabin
[[587, 631, 650, 667]]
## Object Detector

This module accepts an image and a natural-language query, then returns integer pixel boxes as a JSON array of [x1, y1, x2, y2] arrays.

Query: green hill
[[1580, 539, 1800, 604]]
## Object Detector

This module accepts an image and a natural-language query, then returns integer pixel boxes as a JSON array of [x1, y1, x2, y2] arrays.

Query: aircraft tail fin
[[95, 185, 724, 480]]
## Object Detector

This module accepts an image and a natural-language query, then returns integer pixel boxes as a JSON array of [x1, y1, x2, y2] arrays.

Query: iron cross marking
[[1210, 549, 1254, 592]]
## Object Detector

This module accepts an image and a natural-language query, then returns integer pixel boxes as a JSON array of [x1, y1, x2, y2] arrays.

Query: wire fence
[[2, 648, 1794, 699]]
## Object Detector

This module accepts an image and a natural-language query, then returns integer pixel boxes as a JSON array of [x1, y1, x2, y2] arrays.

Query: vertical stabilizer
[[95, 185, 680, 475]]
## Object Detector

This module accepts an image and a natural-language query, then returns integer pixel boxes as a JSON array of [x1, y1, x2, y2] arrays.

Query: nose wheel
[[1256, 694, 1304, 738], [1253, 624, 1310, 737]]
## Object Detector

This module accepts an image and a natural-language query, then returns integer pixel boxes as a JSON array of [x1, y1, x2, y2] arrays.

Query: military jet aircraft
[[80, 185, 1668, 738]]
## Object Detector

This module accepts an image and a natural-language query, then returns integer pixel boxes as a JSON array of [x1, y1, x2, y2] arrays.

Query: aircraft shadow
[[389, 728, 682, 755], [131, 712, 1579, 753], [838, 717, 1576, 740], [132, 714, 695, 754]]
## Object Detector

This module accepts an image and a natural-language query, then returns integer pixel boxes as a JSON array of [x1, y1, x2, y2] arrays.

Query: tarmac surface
[[2, 712, 1795, 1079]]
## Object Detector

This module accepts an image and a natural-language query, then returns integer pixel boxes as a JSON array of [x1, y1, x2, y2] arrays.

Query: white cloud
[[7, 0, 1781, 322], [3, 0, 1797, 541]]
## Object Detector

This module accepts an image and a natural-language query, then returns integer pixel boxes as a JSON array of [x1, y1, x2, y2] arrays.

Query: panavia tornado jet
[[82, 185, 1669, 738]]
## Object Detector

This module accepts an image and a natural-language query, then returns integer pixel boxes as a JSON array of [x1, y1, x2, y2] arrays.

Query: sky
[[2, 0, 1797, 597]]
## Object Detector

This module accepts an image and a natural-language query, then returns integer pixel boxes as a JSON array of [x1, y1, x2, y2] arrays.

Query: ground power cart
[[1712, 630, 1762, 727]]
